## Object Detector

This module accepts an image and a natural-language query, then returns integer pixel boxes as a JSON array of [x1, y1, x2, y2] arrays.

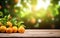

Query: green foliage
[[0, 0, 60, 28]]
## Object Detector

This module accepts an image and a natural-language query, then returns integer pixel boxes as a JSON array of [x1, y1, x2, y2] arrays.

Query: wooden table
[[0, 29, 60, 37]]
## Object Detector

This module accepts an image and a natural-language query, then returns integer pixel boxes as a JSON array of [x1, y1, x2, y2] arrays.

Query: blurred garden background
[[0, 0, 60, 29]]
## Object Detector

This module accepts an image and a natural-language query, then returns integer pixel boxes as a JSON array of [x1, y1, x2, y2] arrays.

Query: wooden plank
[[0, 29, 60, 37]]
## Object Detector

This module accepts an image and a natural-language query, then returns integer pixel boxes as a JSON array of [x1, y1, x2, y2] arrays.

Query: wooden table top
[[0, 29, 60, 37]]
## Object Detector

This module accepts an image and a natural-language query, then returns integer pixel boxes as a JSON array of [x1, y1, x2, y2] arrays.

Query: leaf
[[17, 21, 24, 27], [0, 11, 3, 17]]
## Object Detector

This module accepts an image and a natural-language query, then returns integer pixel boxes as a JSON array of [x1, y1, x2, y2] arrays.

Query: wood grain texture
[[0, 29, 60, 37]]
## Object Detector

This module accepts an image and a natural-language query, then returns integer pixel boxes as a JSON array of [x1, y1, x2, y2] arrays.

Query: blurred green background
[[0, 0, 60, 29]]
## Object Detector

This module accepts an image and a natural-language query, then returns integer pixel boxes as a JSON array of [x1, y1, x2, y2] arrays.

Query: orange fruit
[[0, 27, 1, 31], [6, 27, 13, 33], [14, 0, 18, 3], [18, 26, 25, 33], [0, 5, 2, 9], [0, 26, 6, 33], [30, 17, 36, 24], [13, 26, 17, 33], [7, 21, 12, 27]]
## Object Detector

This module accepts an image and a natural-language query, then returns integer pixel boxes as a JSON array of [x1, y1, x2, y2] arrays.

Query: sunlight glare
[[36, 0, 50, 10]]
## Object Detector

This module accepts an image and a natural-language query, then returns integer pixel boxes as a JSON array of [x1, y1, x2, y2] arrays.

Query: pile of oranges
[[0, 21, 25, 33]]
